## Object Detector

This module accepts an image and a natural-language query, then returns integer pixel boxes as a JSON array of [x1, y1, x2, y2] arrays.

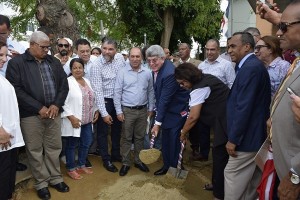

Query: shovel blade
[[176, 169, 188, 179], [167, 167, 178, 177], [167, 167, 188, 179]]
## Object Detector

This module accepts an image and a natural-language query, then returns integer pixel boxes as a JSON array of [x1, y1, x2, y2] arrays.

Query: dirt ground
[[15, 146, 214, 200]]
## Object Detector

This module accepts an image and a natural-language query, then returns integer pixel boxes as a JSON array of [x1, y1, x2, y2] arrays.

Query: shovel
[[167, 141, 188, 179], [139, 133, 161, 164]]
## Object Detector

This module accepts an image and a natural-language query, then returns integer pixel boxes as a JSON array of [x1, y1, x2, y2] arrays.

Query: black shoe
[[134, 162, 149, 172], [119, 165, 130, 176], [111, 156, 122, 163], [50, 182, 69, 193], [16, 162, 27, 171], [154, 167, 168, 176], [37, 187, 51, 200], [85, 158, 92, 168], [103, 161, 118, 172]]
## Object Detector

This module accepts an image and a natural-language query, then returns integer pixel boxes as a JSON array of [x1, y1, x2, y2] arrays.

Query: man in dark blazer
[[224, 32, 271, 200], [146, 45, 189, 175]]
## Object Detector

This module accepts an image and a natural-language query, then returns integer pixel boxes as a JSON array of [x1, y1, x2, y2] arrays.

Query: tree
[[0, 0, 123, 47], [116, 0, 223, 54]]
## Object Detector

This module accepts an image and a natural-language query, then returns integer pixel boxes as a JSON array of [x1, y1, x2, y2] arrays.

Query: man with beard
[[55, 37, 73, 65], [90, 37, 126, 173]]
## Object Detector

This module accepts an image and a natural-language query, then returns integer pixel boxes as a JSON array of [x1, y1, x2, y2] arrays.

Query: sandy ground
[[15, 147, 213, 200]]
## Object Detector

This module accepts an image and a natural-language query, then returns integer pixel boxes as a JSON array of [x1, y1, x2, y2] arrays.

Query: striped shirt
[[90, 53, 126, 117]]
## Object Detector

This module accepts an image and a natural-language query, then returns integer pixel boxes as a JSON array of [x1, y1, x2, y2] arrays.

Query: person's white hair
[[146, 45, 165, 58], [29, 31, 49, 43]]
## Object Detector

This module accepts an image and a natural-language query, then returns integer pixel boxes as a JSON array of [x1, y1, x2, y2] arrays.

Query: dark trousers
[[212, 144, 229, 199], [0, 148, 17, 200], [97, 98, 122, 162], [161, 118, 185, 169], [189, 120, 210, 157]]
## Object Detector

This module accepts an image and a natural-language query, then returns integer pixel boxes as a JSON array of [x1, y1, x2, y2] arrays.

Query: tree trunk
[[35, 0, 80, 52], [160, 7, 174, 48]]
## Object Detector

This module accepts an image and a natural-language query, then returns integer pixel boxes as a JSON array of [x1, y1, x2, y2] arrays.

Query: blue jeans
[[97, 98, 122, 162], [65, 123, 93, 171]]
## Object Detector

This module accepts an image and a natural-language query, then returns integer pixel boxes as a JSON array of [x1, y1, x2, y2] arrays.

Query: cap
[[57, 37, 73, 47], [121, 50, 128, 55]]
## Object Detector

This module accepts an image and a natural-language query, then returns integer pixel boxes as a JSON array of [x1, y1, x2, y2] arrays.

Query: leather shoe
[[134, 162, 149, 172], [50, 182, 69, 193], [154, 167, 168, 176], [103, 161, 118, 172], [37, 187, 51, 200], [119, 165, 130, 176]]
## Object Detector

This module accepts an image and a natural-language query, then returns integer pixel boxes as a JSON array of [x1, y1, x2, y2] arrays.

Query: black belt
[[124, 105, 147, 110]]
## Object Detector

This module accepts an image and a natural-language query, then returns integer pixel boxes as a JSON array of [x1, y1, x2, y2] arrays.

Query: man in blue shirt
[[114, 47, 155, 176]]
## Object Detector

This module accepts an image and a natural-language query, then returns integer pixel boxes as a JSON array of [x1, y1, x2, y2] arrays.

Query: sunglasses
[[254, 45, 268, 51], [58, 44, 69, 48], [278, 21, 300, 33]]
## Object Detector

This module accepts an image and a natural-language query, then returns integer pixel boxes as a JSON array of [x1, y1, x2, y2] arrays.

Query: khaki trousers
[[121, 107, 148, 166], [224, 151, 261, 200], [21, 115, 63, 190]]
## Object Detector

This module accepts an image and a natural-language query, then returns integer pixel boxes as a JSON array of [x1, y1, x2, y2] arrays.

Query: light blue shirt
[[113, 63, 155, 115], [237, 53, 254, 72]]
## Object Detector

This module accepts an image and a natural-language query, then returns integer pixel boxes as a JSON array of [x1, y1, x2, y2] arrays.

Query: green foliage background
[[1, 0, 223, 53]]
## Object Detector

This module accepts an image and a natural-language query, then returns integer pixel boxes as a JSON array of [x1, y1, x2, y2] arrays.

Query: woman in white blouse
[[175, 63, 229, 200], [0, 41, 25, 199], [61, 58, 99, 180]]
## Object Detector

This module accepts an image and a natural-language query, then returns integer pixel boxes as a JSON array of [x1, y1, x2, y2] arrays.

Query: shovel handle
[[149, 134, 156, 149], [177, 141, 185, 170]]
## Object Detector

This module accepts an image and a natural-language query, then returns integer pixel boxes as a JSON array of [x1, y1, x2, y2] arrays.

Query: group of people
[[1, 0, 300, 200]]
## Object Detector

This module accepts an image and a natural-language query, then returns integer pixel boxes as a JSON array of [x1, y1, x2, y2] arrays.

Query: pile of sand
[[98, 175, 187, 200]]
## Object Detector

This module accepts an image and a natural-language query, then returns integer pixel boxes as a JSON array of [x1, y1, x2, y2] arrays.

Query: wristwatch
[[290, 171, 300, 184]]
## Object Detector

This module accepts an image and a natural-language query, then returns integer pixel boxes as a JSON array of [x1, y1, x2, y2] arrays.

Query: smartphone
[[287, 87, 296, 95], [259, 0, 274, 10]]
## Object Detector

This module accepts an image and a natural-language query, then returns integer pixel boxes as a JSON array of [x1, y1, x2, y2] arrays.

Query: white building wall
[[227, 0, 256, 36]]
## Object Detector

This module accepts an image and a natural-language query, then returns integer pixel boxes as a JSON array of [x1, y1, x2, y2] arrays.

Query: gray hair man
[[6, 31, 70, 200]]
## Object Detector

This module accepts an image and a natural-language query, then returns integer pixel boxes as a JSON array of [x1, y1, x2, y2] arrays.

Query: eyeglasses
[[57, 44, 69, 48], [278, 21, 300, 33], [254, 45, 269, 51], [147, 57, 161, 64], [34, 42, 51, 51]]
